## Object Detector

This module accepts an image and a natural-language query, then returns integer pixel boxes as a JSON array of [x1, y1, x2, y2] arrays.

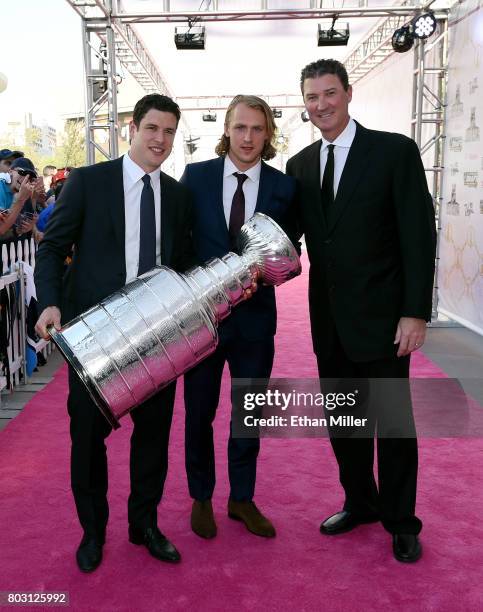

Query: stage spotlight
[[272, 108, 282, 118], [412, 12, 437, 39], [174, 26, 206, 50], [391, 26, 415, 53], [317, 20, 350, 47], [202, 112, 217, 122], [301, 110, 310, 123]]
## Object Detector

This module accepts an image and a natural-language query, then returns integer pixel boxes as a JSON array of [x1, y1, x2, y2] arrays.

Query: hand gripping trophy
[[50, 214, 301, 428]]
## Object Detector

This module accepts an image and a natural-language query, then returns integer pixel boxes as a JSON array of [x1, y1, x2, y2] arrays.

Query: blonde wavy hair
[[214, 95, 277, 160]]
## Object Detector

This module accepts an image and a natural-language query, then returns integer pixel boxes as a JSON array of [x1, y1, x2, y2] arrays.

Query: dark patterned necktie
[[229, 172, 248, 251], [321, 144, 335, 217], [138, 174, 156, 276]]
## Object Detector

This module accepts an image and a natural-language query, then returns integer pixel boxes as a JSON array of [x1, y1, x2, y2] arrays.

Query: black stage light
[[174, 26, 206, 50], [391, 26, 415, 53], [411, 12, 437, 39], [185, 136, 200, 155], [202, 112, 217, 122], [317, 22, 350, 46], [272, 108, 282, 118]]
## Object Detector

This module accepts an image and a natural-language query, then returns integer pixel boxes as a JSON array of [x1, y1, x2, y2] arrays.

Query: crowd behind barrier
[[0, 235, 53, 404]]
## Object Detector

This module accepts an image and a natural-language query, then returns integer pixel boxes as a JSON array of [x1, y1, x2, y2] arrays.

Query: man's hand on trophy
[[35, 306, 62, 340], [243, 278, 258, 300]]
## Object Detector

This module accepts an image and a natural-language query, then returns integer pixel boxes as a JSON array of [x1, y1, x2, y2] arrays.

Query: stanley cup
[[50, 213, 301, 429]]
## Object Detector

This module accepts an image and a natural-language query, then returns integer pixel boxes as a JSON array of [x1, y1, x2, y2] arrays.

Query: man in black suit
[[286, 59, 436, 562], [180, 95, 297, 539], [34, 94, 194, 572]]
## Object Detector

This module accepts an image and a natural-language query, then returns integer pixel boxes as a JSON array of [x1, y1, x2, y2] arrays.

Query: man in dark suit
[[180, 95, 297, 540], [34, 94, 194, 572], [286, 59, 436, 562]]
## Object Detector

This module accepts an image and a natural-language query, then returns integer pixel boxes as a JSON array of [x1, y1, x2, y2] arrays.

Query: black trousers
[[316, 335, 422, 535], [184, 336, 274, 502], [67, 367, 176, 539]]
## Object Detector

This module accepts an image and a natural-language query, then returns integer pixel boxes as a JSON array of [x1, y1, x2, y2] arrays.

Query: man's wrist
[[12, 194, 27, 207]]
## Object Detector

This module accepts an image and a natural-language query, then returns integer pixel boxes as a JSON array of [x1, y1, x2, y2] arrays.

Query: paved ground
[[0, 348, 64, 432]]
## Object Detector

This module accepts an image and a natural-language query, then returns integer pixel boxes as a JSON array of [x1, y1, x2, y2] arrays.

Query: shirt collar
[[223, 155, 261, 183], [321, 117, 356, 151], [123, 152, 161, 186]]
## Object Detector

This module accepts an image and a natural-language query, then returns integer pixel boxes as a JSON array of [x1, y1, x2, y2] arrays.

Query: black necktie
[[138, 174, 156, 276], [321, 144, 335, 217], [229, 172, 248, 251]]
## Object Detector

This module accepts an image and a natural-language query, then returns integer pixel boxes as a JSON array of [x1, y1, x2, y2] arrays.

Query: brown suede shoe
[[227, 500, 276, 537], [191, 500, 217, 539]]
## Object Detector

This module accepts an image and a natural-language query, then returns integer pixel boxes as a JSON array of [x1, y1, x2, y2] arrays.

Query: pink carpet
[[0, 257, 482, 611]]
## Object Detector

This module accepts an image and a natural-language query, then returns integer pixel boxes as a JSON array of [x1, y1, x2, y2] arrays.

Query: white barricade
[[0, 236, 53, 397]]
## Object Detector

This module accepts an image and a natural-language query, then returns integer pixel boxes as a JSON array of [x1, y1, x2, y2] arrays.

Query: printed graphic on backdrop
[[439, 0, 483, 333]]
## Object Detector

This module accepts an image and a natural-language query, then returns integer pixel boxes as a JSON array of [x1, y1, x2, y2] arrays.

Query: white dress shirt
[[319, 117, 357, 197], [222, 156, 261, 227], [122, 152, 161, 283]]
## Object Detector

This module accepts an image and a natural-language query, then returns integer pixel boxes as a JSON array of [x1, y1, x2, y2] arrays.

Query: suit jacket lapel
[[304, 140, 328, 233], [211, 157, 229, 243], [108, 157, 126, 251], [254, 162, 272, 215], [160, 172, 175, 265], [327, 123, 373, 232]]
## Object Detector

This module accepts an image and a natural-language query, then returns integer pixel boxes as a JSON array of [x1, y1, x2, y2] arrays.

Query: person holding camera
[[0, 157, 38, 238]]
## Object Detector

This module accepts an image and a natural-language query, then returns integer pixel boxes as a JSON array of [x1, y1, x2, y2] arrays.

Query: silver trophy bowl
[[50, 213, 301, 428]]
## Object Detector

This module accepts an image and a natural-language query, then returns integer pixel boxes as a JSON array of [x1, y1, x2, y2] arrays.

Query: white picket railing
[[0, 236, 53, 396]]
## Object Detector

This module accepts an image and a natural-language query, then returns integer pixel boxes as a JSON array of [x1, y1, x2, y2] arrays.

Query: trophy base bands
[[0, 592, 69, 606]]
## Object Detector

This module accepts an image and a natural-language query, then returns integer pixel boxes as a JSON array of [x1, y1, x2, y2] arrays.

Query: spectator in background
[[0, 149, 13, 179], [0, 157, 37, 238], [36, 180, 66, 242], [31, 177, 47, 213], [45, 167, 72, 202], [0, 149, 24, 182], [42, 165, 57, 192]]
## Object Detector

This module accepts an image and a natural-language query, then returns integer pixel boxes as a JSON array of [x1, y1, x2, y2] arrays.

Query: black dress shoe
[[76, 535, 103, 573], [129, 525, 181, 563], [393, 534, 422, 563], [320, 510, 379, 535]]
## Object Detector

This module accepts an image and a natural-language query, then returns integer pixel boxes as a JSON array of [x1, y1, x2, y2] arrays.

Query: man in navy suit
[[180, 95, 297, 539]]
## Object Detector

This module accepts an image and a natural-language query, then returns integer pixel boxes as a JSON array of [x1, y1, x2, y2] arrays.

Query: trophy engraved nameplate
[[50, 213, 301, 428]]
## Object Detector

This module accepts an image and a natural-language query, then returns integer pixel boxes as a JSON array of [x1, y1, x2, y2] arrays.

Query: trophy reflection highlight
[[50, 213, 301, 429]]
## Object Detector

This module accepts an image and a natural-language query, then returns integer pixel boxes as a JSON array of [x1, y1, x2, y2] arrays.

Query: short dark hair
[[300, 59, 350, 93], [132, 94, 181, 127]]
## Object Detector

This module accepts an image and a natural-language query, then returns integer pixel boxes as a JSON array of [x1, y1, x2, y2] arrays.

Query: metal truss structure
[[176, 94, 302, 112], [411, 19, 449, 318], [345, 13, 410, 83], [65, 0, 444, 163], [67, 0, 183, 163], [102, 4, 430, 23]]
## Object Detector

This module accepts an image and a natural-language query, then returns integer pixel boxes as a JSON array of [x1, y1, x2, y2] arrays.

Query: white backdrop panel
[[438, 0, 483, 334]]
